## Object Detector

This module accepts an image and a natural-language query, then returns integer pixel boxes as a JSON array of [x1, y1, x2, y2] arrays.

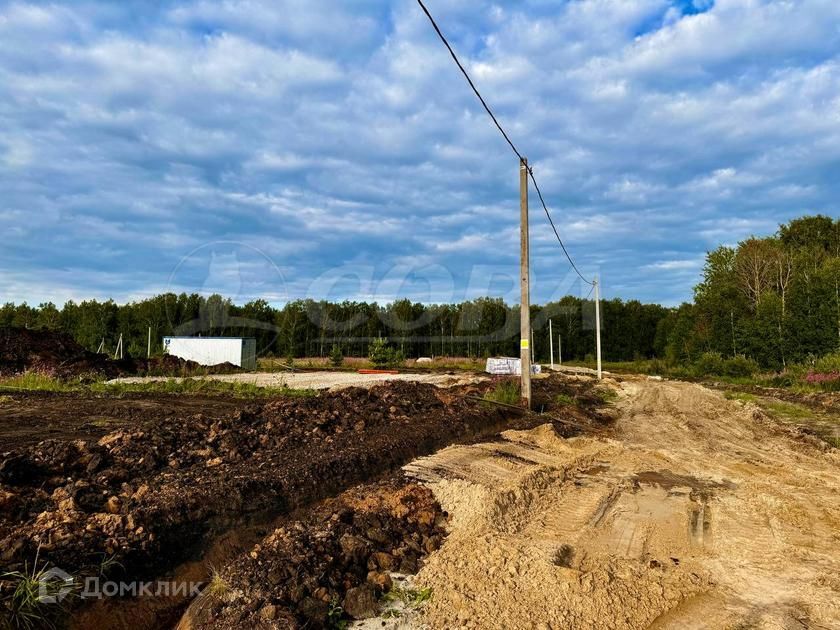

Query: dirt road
[[404, 377, 840, 629], [107, 371, 486, 391]]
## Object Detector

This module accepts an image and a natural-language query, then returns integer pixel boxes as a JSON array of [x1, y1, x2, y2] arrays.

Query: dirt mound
[[130, 354, 240, 377], [0, 327, 130, 379], [0, 382, 507, 579], [0, 327, 240, 379], [0, 375, 609, 628], [406, 378, 840, 629], [182, 480, 446, 629]]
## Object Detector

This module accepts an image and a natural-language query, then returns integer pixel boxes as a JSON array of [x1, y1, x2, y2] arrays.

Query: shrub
[[329, 344, 344, 367], [805, 371, 840, 391], [693, 352, 725, 377], [648, 358, 668, 375], [721, 355, 759, 378], [814, 352, 840, 374]]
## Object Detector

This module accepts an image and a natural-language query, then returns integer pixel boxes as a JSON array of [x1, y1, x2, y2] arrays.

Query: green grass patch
[[93, 378, 316, 399], [0, 372, 316, 399], [382, 586, 433, 608], [483, 380, 521, 406], [0, 373, 76, 392], [725, 390, 812, 420], [1, 556, 77, 629], [761, 400, 814, 421], [204, 566, 230, 600], [593, 388, 618, 404], [555, 393, 575, 406], [724, 391, 758, 403]]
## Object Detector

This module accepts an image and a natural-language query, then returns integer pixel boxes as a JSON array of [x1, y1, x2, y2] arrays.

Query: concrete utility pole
[[520, 157, 531, 408], [549, 319, 554, 369], [594, 277, 602, 380]]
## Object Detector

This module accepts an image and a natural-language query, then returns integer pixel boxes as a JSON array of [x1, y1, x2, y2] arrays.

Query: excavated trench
[[0, 376, 612, 629]]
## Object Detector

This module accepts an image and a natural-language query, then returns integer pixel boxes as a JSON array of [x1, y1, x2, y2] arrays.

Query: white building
[[163, 336, 257, 370]]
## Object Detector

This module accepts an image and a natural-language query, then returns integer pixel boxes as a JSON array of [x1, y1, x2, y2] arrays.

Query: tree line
[[0, 293, 668, 364], [3, 215, 836, 369]]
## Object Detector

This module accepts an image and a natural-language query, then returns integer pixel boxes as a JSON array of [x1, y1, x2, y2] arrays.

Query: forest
[[660, 215, 839, 369], [1, 215, 837, 369]]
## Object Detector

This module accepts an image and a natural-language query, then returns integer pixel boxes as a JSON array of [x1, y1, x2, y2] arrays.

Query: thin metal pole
[[594, 278, 602, 380], [558, 333, 562, 366], [147, 327, 152, 359], [520, 157, 531, 407], [549, 319, 554, 369], [531, 327, 535, 364]]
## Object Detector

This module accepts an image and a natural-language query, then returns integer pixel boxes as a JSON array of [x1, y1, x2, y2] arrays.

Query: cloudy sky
[[1, 0, 838, 308]]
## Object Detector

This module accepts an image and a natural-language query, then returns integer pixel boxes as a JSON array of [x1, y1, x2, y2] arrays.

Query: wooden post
[[520, 157, 531, 407]]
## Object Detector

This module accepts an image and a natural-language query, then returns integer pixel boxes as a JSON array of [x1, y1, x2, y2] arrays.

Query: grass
[[725, 389, 840, 448], [0, 372, 316, 399], [761, 400, 815, 421], [483, 379, 521, 406], [1, 550, 76, 630], [724, 391, 758, 403], [382, 586, 433, 608], [204, 567, 230, 600], [593, 388, 618, 404], [92, 378, 316, 399], [0, 373, 76, 392], [555, 393, 575, 406], [725, 390, 812, 419]]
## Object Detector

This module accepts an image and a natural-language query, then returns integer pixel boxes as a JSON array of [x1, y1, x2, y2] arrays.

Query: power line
[[415, 0, 523, 162], [416, 0, 594, 287], [528, 172, 594, 285]]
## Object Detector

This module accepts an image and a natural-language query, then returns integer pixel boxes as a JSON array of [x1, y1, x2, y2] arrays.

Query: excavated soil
[[404, 377, 840, 629], [0, 327, 239, 379], [176, 478, 448, 629], [0, 392, 244, 449], [0, 375, 610, 629]]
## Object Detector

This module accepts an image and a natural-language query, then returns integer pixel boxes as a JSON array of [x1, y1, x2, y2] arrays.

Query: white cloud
[[0, 0, 837, 308]]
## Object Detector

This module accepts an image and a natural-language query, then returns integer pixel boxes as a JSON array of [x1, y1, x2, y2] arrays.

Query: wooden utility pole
[[520, 157, 532, 407], [594, 278, 602, 380]]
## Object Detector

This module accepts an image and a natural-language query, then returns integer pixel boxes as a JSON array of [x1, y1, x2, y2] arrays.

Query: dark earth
[[1, 364, 612, 629]]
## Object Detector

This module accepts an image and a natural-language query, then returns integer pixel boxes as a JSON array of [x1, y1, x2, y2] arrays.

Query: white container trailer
[[162, 337, 256, 370]]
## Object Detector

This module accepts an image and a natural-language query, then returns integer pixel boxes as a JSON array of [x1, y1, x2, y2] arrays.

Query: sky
[[1, 0, 838, 308]]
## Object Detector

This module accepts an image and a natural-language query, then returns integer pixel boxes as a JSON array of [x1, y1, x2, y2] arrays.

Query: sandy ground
[[402, 377, 840, 629], [106, 370, 487, 391]]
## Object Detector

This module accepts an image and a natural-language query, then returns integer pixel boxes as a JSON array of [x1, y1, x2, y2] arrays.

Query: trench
[[66, 408, 535, 630]]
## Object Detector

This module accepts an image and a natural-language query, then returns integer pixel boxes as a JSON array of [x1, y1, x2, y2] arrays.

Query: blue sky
[[1, 0, 838, 308]]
